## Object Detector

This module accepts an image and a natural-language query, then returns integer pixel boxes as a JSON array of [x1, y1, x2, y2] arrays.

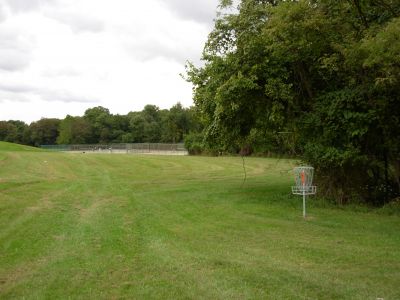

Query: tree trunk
[[295, 62, 314, 101]]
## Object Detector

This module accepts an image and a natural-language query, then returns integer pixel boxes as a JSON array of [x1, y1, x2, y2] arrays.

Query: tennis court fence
[[41, 143, 188, 155]]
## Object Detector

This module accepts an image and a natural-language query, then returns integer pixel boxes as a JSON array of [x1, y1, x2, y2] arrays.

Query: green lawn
[[0, 142, 399, 299]]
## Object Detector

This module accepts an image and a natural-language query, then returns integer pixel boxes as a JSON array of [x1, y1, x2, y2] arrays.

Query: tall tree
[[57, 116, 91, 144], [0, 121, 30, 144], [186, 0, 400, 204], [162, 103, 191, 143], [29, 118, 60, 146], [83, 106, 112, 143], [142, 105, 162, 142]]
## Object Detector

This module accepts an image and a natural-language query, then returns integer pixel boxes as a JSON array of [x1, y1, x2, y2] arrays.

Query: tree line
[[0, 103, 202, 146], [185, 0, 400, 205]]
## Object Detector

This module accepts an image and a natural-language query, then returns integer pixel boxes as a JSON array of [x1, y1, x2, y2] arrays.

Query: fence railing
[[41, 143, 188, 155]]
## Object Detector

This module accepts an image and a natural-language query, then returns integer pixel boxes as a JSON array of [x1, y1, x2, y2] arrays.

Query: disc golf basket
[[291, 166, 316, 218]]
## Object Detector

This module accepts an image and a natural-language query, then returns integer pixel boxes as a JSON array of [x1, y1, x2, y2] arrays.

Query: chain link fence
[[41, 143, 188, 155]]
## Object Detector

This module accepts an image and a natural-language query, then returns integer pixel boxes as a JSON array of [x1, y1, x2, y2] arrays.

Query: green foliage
[[186, 0, 400, 204], [162, 103, 190, 143], [83, 106, 112, 143], [0, 103, 202, 147], [184, 132, 205, 155], [29, 118, 61, 146], [57, 115, 92, 144], [0, 120, 29, 144], [0, 121, 19, 143]]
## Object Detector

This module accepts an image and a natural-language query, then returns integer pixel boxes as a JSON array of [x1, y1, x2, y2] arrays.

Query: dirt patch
[[25, 199, 54, 213], [75, 196, 121, 221], [0, 259, 44, 293]]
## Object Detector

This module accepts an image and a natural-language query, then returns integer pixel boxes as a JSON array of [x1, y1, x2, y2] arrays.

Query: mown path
[[0, 145, 399, 299]]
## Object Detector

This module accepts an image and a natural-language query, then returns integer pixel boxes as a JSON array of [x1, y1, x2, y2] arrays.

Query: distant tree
[[29, 118, 60, 146], [120, 132, 134, 143], [142, 105, 162, 142], [57, 115, 91, 144], [128, 106, 172, 143], [0, 104, 204, 148], [0, 121, 16, 142], [128, 111, 146, 142], [109, 114, 130, 143], [0, 120, 30, 144], [83, 106, 112, 143], [162, 103, 191, 143]]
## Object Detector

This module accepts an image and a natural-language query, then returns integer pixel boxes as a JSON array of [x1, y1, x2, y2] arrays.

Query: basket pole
[[302, 171, 306, 218]]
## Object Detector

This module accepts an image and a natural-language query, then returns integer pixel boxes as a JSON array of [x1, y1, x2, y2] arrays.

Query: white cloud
[[42, 67, 81, 78], [0, 82, 97, 103], [158, 0, 218, 24], [0, 2, 7, 22], [122, 18, 209, 64], [45, 10, 105, 33], [0, 0, 220, 123], [1, 0, 58, 13], [0, 25, 34, 71]]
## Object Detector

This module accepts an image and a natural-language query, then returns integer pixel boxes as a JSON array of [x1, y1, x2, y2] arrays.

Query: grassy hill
[[0, 141, 43, 152], [0, 145, 399, 299]]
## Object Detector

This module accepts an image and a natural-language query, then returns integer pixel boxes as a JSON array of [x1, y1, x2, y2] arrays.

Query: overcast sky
[[0, 0, 221, 123]]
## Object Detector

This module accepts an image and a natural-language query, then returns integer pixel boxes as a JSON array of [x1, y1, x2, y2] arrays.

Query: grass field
[[0, 141, 399, 299]]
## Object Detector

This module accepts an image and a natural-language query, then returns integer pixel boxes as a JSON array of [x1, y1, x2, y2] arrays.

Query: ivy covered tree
[[186, 0, 400, 204]]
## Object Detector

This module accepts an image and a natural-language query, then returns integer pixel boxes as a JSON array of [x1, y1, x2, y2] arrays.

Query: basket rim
[[291, 185, 317, 195]]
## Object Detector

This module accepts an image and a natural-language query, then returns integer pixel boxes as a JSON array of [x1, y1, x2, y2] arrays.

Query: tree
[[141, 105, 162, 142], [1, 104, 204, 147], [57, 116, 91, 144], [0, 121, 30, 144], [186, 0, 400, 204], [0, 121, 17, 142], [109, 114, 130, 143], [162, 103, 192, 143], [29, 118, 60, 146], [83, 106, 112, 143], [127, 106, 163, 143]]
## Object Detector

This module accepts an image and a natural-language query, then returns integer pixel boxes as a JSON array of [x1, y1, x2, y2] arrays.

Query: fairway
[[0, 142, 399, 299]]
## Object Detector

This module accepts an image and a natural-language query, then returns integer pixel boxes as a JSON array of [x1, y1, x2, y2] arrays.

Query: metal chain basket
[[291, 166, 317, 195], [291, 166, 317, 218]]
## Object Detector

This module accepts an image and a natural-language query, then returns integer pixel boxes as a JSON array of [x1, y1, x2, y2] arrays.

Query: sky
[[0, 0, 221, 123]]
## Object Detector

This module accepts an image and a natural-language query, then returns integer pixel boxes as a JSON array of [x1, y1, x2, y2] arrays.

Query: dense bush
[[186, 0, 400, 205]]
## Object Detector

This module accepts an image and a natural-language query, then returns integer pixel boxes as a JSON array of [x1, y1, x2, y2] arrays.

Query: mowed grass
[[0, 142, 399, 299]]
